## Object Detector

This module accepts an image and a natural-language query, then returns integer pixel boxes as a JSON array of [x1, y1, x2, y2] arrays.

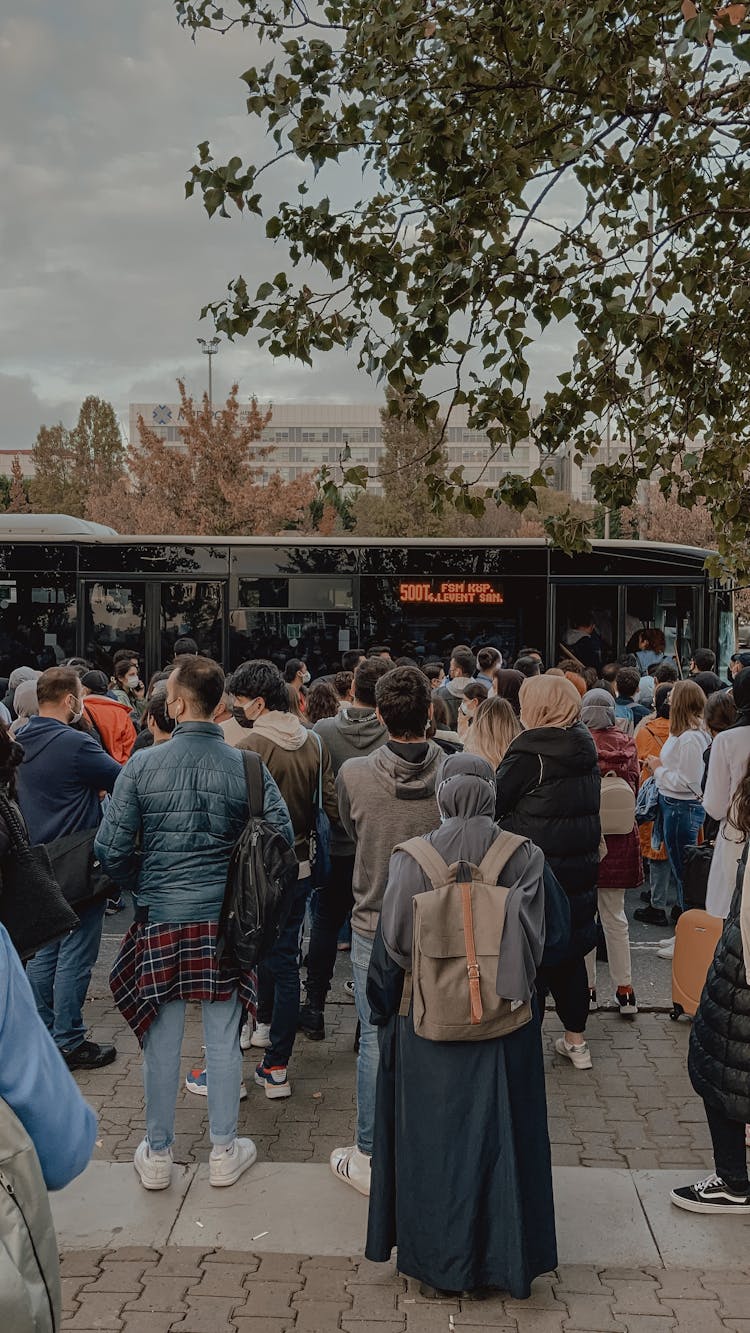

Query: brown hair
[[704, 691, 736, 736], [640, 627, 666, 654], [170, 657, 225, 717], [669, 680, 707, 737], [464, 698, 520, 770], [306, 680, 340, 725], [286, 683, 304, 719], [375, 666, 430, 739], [728, 754, 750, 837], [37, 667, 82, 708], [333, 671, 353, 701]]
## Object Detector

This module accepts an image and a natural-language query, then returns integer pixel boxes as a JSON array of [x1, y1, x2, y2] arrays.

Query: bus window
[[84, 582, 145, 675], [626, 587, 696, 674], [555, 588, 617, 673], [0, 576, 77, 676], [160, 582, 224, 666], [229, 609, 357, 675]]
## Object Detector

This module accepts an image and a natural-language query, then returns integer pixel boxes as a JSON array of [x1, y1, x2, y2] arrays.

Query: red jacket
[[592, 727, 643, 890], [83, 696, 136, 765]]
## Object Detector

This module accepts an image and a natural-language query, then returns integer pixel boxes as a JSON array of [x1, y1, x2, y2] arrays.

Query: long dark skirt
[[365, 996, 557, 1299]]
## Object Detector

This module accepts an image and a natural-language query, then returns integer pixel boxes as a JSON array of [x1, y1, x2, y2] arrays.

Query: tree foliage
[[31, 397, 125, 519], [8, 458, 31, 514], [93, 381, 316, 536], [175, 0, 750, 575]]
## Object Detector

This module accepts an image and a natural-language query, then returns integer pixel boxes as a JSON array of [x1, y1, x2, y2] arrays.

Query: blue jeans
[[26, 900, 106, 1052], [143, 994, 242, 1151], [351, 929, 379, 1157], [648, 856, 679, 913], [257, 875, 310, 1068], [660, 796, 705, 910]]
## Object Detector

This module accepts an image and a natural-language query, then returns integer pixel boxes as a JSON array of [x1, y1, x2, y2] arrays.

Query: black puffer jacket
[[495, 721, 601, 959], [688, 847, 750, 1121]]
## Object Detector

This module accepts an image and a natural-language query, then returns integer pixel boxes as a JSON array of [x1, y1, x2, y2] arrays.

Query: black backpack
[[217, 751, 299, 971]]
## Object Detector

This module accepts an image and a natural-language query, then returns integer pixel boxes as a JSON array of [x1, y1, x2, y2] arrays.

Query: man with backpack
[[331, 665, 443, 1196], [96, 656, 292, 1191], [232, 659, 338, 1099]]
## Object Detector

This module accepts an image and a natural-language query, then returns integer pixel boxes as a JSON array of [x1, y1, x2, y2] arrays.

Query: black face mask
[[232, 706, 253, 729]]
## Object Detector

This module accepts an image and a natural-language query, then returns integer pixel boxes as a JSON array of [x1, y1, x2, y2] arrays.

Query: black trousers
[[704, 1100, 750, 1193], [536, 956, 590, 1035], [304, 854, 355, 1008]]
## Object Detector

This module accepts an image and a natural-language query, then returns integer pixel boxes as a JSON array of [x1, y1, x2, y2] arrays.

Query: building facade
[[128, 401, 542, 493]]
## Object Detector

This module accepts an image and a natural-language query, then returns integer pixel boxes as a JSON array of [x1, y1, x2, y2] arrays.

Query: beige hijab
[[519, 674, 582, 730]]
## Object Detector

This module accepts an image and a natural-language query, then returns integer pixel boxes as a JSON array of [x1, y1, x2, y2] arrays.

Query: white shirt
[[655, 729, 709, 800], [704, 727, 750, 917]]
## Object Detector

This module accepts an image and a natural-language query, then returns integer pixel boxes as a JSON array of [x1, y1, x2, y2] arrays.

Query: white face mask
[[126, 674, 140, 689], [68, 696, 84, 725], [460, 701, 471, 717], [302, 671, 311, 685]]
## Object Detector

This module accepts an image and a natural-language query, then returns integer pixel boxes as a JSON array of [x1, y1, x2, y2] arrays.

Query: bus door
[[159, 581, 225, 667]]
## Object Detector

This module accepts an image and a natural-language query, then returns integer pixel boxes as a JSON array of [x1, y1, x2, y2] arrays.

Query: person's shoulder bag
[[308, 731, 332, 889], [0, 795, 79, 961]]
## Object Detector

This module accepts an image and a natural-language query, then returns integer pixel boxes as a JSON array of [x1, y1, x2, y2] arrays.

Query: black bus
[[0, 516, 735, 682]]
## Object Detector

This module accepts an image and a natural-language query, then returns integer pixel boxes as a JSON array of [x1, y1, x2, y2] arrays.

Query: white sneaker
[[657, 938, 675, 960], [209, 1137, 257, 1188], [554, 1036, 593, 1070], [240, 1021, 252, 1051], [330, 1144, 371, 1196], [658, 937, 674, 948], [133, 1138, 173, 1191], [250, 1022, 271, 1048]]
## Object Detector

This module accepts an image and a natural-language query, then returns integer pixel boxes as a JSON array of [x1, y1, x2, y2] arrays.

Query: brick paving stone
[[609, 1283, 666, 1316], [615, 1319, 677, 1333], [82, 1264, 151, 1294], [104, 1249, 163, 1265], [253, 1254, 307, 1280], [340, 1321, 406, 1333], [233, 1320, 294, 1333], [347, 1285, 400, 1318], [302, 1257, 358, 1273], [63, 1293, 125, 1329], [175, 1296, 241, 1331], [60, 1252, 105, 1279], [504, 1312, 568, 1333], [186, 1265, 249, 1298], [153, 1252, 211, 1277], [238, 1280, 303, 1316], [701, 1283, 750, 1312], [122, 1277, 191, 1314], [119, 1317, 184, 1333], [554, 1269, 612, 1295], [345, 1259, 402, 1287], [657, 1301, 726, 1333], [647, 1273, 713, 1300], [294, 1302, 348, 1331], [62, 1276, 85, 1311], [558, 1293, 626, 1330]]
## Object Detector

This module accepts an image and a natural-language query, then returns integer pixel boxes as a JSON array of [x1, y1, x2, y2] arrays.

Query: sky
[[0, 2, 575, 452]]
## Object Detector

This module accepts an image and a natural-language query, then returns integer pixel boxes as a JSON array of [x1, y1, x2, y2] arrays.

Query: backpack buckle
[[467, 963, 480, 981]]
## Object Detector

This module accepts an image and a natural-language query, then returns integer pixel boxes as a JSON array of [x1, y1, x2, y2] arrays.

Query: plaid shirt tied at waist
[[110, 919, 257, 1045]]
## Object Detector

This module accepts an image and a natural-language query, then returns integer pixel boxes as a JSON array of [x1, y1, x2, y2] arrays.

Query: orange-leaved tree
[[90, 382, 315, 535], [8, 457, 31, 513]]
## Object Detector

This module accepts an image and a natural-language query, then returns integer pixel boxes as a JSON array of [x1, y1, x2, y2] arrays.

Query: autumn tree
[[621, 483, 718, 547], [92, 381, 315, 535], [30, 423, 80, 515], [31, 397, 125, 517], [176, 0, 750, 576], [7, 457, 31, 513]]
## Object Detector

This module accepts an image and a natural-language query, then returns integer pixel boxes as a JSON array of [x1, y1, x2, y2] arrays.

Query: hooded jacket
[[83, 695, 137, 765], [15, 716, 122, 846], [313, 706, 388, 855], [436, 676, 472, 729], [337, 740, 443, 938], [495, 721, 600, 958], [238, 710, 338, 865]]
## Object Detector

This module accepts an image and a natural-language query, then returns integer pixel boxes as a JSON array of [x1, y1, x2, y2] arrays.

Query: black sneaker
[[671, 904, 683, 923], [63, 1039, 117, 1071], [297, 1003, 325, 1042], [616, 988, 638, 1017], [671, 1173, 750, 1215], [640, 889, 652, 904], [634, 905, 669, 926]]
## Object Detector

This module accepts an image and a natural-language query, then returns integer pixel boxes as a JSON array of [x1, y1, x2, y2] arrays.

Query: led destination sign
[[398, 579, 504, 606]]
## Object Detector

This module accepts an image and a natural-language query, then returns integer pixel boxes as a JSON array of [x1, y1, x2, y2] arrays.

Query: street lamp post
[[197, 336, 220, 410]]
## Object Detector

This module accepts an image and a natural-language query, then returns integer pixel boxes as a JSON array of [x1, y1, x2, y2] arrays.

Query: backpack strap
[[458, 866, 483, 1026], [394, 837, 451, 889], [241, 749, 264, 819], [476, 831, 527, 885]]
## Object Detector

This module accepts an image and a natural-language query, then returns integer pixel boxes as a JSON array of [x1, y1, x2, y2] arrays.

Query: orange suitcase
[[670, 908, 724, 1021]]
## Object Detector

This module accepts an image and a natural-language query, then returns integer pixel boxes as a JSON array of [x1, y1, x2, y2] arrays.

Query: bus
[[0, 516, 735, 683]]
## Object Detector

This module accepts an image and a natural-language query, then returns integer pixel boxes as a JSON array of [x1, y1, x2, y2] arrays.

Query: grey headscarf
[[9, 679, 38, 736], [581, 688, 616, 731], [380, 752, 546, 1004]]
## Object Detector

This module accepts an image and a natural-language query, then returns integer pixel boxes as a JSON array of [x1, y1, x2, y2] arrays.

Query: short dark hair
[[37, 667, 81, 707], [394, 655, 418, 668], [514, 655, 541, 678], [306, 679, 340, 724], [476, 647, 501, 673], [147, 670, 170, 697], [463, 681, 488, 703], [616, 667, 641, 700], [333, 670, 353, 700], [170, 657, 225, 717], [654, 661, 679, 683], [618, 653, 638, 669], [342, 649, 364, 674], [353, 656, 392, 708], [375, 666, 431, 739], [112, 648, 138, 667], [367, 645, 391, 658], [422, 662, 444, 685], [114, 658, 137, 683], [692, 648, 716, 672], [283, 657, 305, 682], [146, 689, 175, 735], [430, 695, 451, 730], [602, 662, 619, 683], [704, 690, 736, 733], [230, 659, 289, 713], [450, 646, 475, 676], [174, 637, 198, 657]]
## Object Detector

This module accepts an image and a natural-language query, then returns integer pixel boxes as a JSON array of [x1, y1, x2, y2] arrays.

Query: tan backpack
[[395, 832, 533, 1042], [599, 771, 636, 836]]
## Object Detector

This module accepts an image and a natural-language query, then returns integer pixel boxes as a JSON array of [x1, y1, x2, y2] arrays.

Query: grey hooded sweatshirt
[[337, 740, 443, 939], [313, 706, 388, 855]]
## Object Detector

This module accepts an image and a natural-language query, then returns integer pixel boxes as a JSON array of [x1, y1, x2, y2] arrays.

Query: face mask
[[233, 705, 253, 729], [68, 698, 84, 725], [126, 674, 140, 689], [302, 671, 311, 685], [460, 701, 471, 717]]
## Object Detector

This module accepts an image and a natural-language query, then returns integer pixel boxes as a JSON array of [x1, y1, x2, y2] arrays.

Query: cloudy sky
[[0, 3, 574, 452]]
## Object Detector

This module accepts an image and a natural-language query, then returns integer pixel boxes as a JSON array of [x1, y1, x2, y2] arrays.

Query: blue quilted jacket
[[94, 721, 293, 924]]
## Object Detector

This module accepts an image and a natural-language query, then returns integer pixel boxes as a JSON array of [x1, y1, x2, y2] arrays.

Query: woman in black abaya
[[365, 753, 557, 1300]]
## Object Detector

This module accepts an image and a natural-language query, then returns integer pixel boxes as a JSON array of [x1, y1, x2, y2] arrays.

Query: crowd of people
[[1, 628, 750, 1316]]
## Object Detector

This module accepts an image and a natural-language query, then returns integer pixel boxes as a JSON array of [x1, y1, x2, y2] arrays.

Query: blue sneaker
[[185, 1068, 246, 1099], [254, 1062, 291, 1099]]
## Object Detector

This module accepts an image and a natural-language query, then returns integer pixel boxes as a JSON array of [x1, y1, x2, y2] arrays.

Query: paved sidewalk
[[60, 1248, 750, 1332], [76, 998, 708, 1172]]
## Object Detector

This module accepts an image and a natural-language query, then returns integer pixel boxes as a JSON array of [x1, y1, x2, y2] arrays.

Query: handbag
[[44, 827, 116, 910], [683, 841, 714, 911], [0, 795, 79, 961], [308, 731, 332, 889]]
